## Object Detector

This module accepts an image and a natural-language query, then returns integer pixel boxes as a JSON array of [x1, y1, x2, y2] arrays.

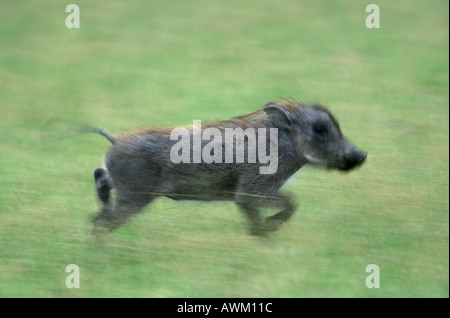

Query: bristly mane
[[263, 99, 340, 129]]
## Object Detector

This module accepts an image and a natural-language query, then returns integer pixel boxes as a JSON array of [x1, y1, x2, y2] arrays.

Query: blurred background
[[0, 0, 448, 297]]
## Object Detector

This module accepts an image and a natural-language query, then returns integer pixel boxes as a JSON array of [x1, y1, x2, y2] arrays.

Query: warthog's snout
[[340, 148, 367, 171]]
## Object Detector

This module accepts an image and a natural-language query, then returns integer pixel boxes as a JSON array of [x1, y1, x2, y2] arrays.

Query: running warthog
[[91, 100, 367, 235]]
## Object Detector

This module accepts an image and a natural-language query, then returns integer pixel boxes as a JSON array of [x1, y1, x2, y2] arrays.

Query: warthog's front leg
[[235, 191, 297, 236], [263, 192, 297, 232]]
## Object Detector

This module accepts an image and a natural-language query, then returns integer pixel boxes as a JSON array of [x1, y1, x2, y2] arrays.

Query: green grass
[[0, 0, 448, 297]]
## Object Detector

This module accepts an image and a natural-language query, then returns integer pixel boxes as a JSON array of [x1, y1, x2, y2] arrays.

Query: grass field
[[0, 0, 448, 298]]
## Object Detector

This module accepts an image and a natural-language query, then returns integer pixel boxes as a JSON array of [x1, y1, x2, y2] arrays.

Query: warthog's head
[[264, 101, 367, 171]]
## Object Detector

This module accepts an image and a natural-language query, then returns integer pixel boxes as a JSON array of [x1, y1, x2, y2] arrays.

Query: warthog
[[91, 100, 366, 235]]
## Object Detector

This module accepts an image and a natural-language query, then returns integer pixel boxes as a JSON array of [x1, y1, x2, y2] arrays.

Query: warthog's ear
[[263, 101, 296, 130]]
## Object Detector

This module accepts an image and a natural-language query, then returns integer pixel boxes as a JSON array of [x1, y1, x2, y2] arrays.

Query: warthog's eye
[[313, 124, 328, 135]]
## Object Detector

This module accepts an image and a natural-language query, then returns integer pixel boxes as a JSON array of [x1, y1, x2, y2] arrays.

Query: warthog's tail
[[41, 121, 117, 144], [83, 126, 117, 144]]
